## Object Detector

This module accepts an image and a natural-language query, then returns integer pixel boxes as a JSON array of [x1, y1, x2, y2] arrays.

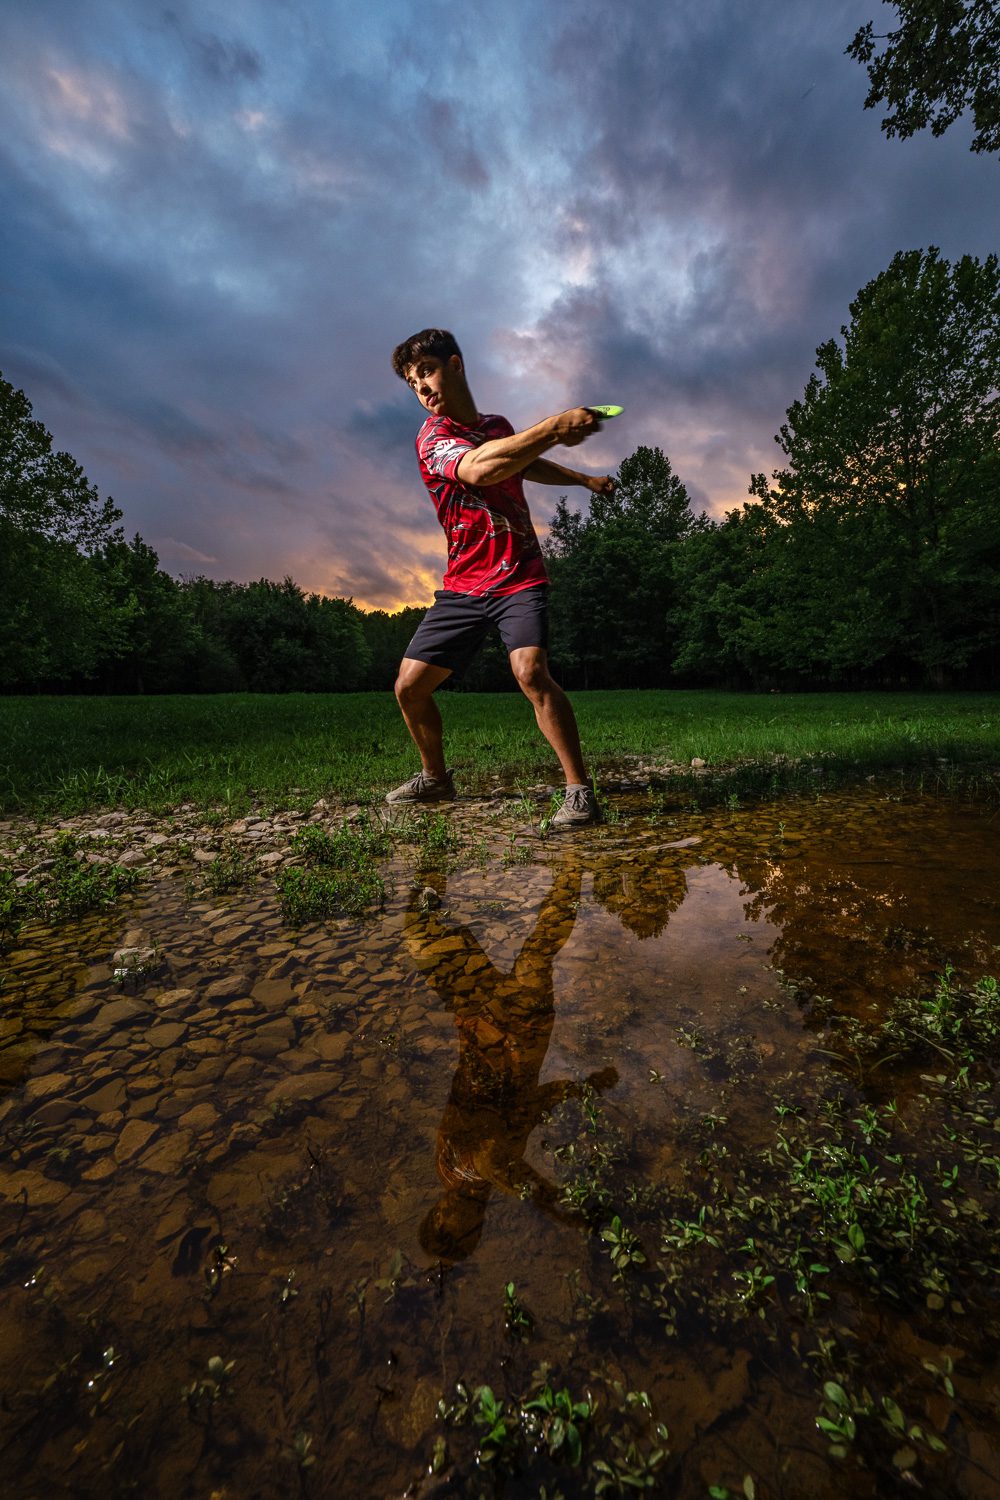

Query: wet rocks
[[114, 1118, 159, 1162]]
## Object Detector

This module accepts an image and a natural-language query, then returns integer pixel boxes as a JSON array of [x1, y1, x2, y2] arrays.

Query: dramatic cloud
[[0, 0, 993, 606]]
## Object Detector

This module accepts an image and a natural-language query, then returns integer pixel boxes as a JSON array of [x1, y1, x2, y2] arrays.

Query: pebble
[[114, 1118, 159, 1162]]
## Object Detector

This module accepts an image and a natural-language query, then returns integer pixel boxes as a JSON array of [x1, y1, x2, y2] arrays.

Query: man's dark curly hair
[[391, 328, 463, 380]]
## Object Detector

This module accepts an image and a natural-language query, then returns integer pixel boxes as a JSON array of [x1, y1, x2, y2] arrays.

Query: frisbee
[[586, 405, 624, 419]]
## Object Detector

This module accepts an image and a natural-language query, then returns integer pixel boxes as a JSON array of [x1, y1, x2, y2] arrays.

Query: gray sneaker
[[550, 783, 603, 828], [386, 768, 456, 804]]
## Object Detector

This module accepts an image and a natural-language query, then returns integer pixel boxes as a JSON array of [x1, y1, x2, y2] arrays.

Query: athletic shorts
[[404, 585, 549, 676]]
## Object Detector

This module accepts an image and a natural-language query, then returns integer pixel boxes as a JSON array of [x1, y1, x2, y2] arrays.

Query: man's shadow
[[404, 852, 617, 1264]]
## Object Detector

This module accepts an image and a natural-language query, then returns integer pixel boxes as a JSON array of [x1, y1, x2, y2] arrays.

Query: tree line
[[2, 247, 998, 695]]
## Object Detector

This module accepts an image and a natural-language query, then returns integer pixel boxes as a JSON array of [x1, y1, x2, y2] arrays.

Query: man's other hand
[[586, 474, 615, 495]]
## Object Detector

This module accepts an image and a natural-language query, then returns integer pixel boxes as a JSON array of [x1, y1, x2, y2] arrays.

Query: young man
[[386, 327, 615, 826]]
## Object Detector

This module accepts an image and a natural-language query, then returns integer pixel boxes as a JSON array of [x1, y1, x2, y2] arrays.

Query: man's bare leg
[[508, 647, 588, 786], [394, 657, 453, 778]]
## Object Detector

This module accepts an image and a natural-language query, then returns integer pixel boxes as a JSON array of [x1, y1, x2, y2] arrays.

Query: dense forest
[[2, 248, 998, 695]]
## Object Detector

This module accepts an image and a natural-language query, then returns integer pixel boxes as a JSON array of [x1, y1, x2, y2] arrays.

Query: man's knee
[[395, 659, 445, 708], [394, 672, 424, 709], [510, 652, 553, 699]]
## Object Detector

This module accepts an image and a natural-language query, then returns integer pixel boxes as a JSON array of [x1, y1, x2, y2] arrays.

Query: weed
[[181, 1354, 235, 1423], [1, 836, 140, 948], [503, 1281, 534, 1341], [276, 865, 384, 922], [204, 840, 257, 893], [600, 1215, 646, 1281], [291, 816, 391, 867], [522, 1383, 593, 1465]]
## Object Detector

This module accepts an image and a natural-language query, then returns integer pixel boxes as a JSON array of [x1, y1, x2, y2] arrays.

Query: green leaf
[[882, 1397, 906, 1430], [823, 1381, 848, 1408]]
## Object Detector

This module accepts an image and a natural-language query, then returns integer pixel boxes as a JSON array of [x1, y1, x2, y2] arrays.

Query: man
[[386, 328, 615, 827]]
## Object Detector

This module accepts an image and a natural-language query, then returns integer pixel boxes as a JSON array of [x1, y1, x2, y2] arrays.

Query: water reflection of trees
[[718, 839, 961, 1008], [404, 853, 616, 1264], [589, 859, 689, 939]]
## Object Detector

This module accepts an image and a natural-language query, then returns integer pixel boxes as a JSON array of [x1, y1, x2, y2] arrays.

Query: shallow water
[[1, 784, 999, 1498]]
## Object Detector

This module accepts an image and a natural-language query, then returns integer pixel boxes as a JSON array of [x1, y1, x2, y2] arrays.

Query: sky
[[1, 1, 996, 611]]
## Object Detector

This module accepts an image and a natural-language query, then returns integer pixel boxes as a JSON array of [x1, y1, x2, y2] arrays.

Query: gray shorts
[[404, 586, 549, 676]]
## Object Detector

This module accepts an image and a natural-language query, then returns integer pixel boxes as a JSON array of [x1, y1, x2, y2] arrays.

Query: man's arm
[[455, 408, 600, 488], [522, 457, 615, 494]]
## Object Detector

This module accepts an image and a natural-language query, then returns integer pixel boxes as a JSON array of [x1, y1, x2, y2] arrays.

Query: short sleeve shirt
[[415, 412, 549, 596]]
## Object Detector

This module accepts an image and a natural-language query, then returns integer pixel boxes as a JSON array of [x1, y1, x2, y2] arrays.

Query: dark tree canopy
[[749, 247, 1000, 683], [848, 1, 1000, 154]]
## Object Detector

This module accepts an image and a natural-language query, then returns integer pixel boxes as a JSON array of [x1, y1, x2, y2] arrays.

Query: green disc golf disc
[[586, 405, 624, 418]]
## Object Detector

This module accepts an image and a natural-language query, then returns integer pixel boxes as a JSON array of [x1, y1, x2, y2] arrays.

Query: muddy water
[[1, 785, 999, 1498]]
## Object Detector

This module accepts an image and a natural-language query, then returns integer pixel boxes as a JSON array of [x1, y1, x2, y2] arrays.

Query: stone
[[691, 757, 706, 769], [140, 1130, 193, 1175], [314, 1032, 350, 1063], [29, 1097, 81, 1127], [155, 987, 195, 1009], [23, 1071, 75, 1102], [252, 978, 298, 1011], [184, 1036, 226, 1056], [263, 1072, 338, 1105], [179, 1102, 219, 1132], [114, 1118, 159, 1162], [192, 848, 217, 863], [0, 1169, 71, 1206], [81, 1156, 117, 1182], [204, 974, 249, 1002], [93, 998, 150, 1031], [75, 1208, 108, 1239], [148, 1022, 187, 1048], [275, 1047, 318, 1072], [112, 946, 157, 968], [80, 1077, 127, 1113]]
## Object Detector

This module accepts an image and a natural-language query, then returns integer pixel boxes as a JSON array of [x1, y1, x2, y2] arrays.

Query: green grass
[[1, 690, 998, 816]]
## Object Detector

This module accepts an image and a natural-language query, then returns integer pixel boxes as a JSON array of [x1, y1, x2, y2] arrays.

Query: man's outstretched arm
[[523, 457, 615, 494], [455, 408, 600, 488]]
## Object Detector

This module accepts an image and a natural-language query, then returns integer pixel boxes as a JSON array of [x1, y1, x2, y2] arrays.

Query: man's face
[[404, 353, 463, 418]]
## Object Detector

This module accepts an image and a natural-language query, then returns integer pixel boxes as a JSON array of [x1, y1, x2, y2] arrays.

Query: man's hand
[[553, 407, 602, 447], [586, 474, 615, 495]]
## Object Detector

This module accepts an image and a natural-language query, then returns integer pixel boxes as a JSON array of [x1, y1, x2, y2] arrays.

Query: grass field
[[2, 689, 999, 815]]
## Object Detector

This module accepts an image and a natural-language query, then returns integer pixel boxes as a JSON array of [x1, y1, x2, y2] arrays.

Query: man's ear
[[448, 353, 464, 374]]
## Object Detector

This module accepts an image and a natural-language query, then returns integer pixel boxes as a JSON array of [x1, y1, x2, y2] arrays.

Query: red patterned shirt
[[415, 412, 549, 596]]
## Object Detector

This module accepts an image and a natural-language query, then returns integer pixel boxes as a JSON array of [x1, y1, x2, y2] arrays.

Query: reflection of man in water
[[404, 856, 616, 1263]]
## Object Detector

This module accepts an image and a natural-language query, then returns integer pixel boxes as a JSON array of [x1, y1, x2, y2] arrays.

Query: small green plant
[[600, 1215, 646, 1280], [286, 1428, 316, 1471], [276, 865, 384, 922], [205, 840, 257, 893], [181, 1354, 235, 1422], [503, 1281, 534, 1341], [472, 1385, 514, 1465], [291, 816, 391, 867], [522, 1383, 592, 1465], [6, 836, 140, 937]]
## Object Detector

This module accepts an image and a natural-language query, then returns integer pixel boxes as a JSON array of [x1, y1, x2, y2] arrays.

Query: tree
[[0, 373, 124, 687], [750, 247, 1000, 684], [91, 535, 197, 692], [848, 2, 1000, 155], [545, 446, 702, 688]]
